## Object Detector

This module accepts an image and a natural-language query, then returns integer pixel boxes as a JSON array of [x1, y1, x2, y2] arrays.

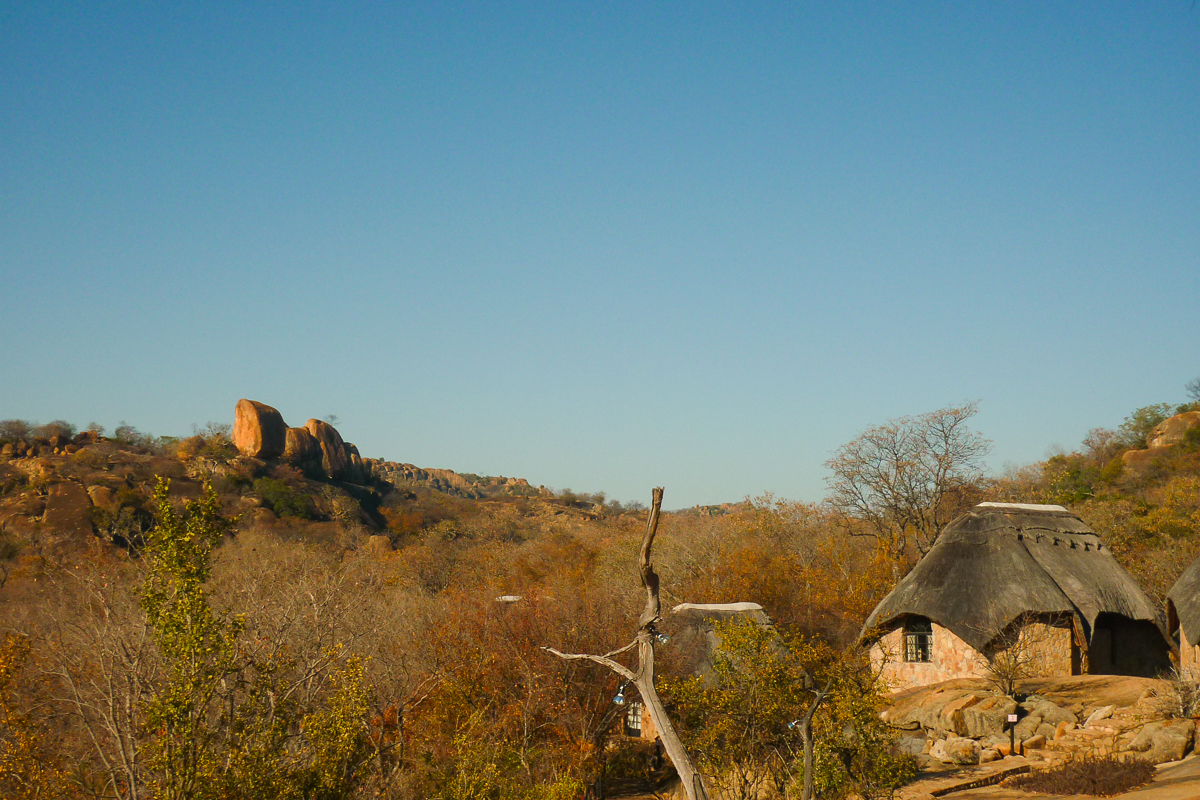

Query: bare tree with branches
[[825, 402, 991, 559], [544, 488, 711, 800]]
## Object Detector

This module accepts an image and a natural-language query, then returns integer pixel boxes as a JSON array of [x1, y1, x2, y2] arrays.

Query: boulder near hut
[[863, 503, 1171, 691], [1167, 555, 1200, 669]]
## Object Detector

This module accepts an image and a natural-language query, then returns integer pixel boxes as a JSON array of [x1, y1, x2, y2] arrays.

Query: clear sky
[[2, 2, 1198, 508]]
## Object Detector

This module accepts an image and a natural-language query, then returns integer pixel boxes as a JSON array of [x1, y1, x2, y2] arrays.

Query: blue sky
[[2, 2, 1198, 508]]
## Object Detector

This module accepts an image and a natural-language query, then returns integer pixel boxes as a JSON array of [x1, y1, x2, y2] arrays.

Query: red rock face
[[233, 399, 287, 459], [305, 419, 348, 479]]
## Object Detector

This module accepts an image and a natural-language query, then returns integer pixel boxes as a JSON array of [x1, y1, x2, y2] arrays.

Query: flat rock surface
[[923, 754, 1200, 800], [1021, 675, 1160, 712], [898, 756, 1034, 799]]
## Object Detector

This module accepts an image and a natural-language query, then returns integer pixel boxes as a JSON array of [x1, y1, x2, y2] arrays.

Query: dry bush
[[1005, 754, 1154, 796], [974, 614, 1068, 698], [1151, 666, 1200, 720], [16, 556, 157, 798]]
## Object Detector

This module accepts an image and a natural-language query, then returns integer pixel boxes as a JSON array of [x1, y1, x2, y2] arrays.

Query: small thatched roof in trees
[[1167, 555, 1200, 646], [862, 503, 1162, 651], [666, 602, 774, 677]]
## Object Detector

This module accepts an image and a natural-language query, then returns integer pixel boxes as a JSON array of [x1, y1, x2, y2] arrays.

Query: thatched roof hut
[[667, 602, 774, 678], [863, 503, 1169, 688], [1167, 555, 1200, 667]]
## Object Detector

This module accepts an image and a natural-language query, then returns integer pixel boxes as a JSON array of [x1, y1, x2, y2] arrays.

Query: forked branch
[[542, 487, 710, 800]]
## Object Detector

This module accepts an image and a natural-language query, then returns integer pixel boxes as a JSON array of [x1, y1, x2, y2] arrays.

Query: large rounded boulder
[[1148, 411, 1200, 449], [233, 399, 287, 459], [305, 419, 348, 479], [283, 426, 321, 464]]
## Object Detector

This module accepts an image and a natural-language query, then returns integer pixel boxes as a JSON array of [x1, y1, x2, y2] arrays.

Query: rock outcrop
[[226, 401, 372, 484], [233, 399, 287, 459], [1149, 411, 1200, 449], [366, 460, 544, 500], [1121, 447, 1159, 474], [885, 678, 1198, 768], [283, 426, 321, 464], [220, 398, 546, 493], [306, 419, 349, 480]]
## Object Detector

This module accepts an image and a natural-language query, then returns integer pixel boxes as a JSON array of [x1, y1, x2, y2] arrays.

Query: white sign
[[1007, 714, 1019, 723]]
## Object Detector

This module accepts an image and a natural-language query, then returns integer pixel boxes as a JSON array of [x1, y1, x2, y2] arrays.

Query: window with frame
[[624, 702, 643, 736], [904, 618, 933, 663]]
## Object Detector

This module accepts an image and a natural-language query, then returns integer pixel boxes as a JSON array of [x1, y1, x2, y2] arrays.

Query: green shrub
[[1118, 404, 1173, 449], [253, 477, 314, 519], [1182, 423, 1200, 452]]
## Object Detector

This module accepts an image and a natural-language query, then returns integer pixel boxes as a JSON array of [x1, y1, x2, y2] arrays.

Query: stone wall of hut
[[1007, 620, 1075, 676], [872, 620, 1075, 691], [872, 623, 986, 690]]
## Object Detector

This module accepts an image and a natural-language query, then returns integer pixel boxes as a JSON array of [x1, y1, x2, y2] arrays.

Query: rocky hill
[[0, 398, 602, 567], [229, 397, 547, 500]]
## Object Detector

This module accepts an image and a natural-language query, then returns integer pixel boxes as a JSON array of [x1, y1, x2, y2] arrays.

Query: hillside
[[0, 399, 614, 569], [988, 402, 1200, 604], [1, 393, 1198, 800]]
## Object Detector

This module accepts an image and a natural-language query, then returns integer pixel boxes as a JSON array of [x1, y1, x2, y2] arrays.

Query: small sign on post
[[1007, 714, 1019, 723]]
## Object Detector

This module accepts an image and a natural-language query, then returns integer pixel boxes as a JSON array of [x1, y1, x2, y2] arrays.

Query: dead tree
[[544, 487, 711, 800]]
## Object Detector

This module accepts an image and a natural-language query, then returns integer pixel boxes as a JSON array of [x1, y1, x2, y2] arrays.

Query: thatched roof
[[862, 503, 1162, 651], [1167, 555, 1200, 646], [666, 602, 773, 677]]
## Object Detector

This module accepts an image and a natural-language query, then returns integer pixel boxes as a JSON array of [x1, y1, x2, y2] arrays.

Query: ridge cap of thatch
[[977, 502, 1070, 512], [672, 602, 764, 614]]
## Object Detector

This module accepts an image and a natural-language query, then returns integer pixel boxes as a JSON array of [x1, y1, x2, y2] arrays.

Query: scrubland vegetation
[[0, 378, 1198, 798]]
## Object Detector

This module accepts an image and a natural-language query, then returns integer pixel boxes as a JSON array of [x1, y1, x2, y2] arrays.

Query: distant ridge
[[364, 458, 548, 500]]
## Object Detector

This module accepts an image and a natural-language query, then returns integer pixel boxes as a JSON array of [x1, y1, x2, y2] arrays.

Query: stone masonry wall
[[873, 623, 987, 691], [1011, 620, 1074, 676], [873, 620, 1075, 692]]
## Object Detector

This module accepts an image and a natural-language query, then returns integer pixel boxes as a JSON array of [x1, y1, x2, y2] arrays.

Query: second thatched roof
[[862, 503, 1162, 651], [666, 602, 773, 677], [1168, 555, 1200, 647]]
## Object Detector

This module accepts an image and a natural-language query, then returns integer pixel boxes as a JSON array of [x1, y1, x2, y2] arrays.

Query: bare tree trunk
[[798, 698, 820, 800], [545, 488, 710, 800]]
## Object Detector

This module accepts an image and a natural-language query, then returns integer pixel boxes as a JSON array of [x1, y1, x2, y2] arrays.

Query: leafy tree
[[253, 477, 314, 519], [0, 634, 68, 799], [0, 420, 32, 442], [34, 420, 76, 440], [811, 664, 916, 800], [825, 402, 990, 559], [140, 479, 240, 799], [669, 620, 915, 800], [668, 620, 813, 800], [1117, 404, 1173, 449], [140, 479, 373, 799]]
